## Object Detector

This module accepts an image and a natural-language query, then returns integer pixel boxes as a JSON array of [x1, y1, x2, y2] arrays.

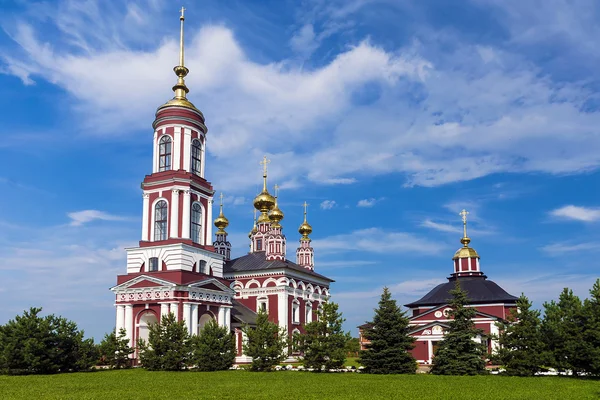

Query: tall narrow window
[[191, 139, 202, 175], [154, 200, 168, 241], [256, 239, 262, 251], [158, 136, 172, 172], [199, 260, 207, 274], [292, 301, 300, 324], [148, 257, 159, 272], [191, 203, 202, 244]]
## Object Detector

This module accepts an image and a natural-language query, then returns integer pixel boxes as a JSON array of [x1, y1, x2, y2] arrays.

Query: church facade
[[359, 211, 518, 364], [110, 10, 332, 363]]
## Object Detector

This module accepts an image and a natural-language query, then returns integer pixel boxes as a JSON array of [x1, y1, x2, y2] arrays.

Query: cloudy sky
[[0, 0, 599, 340]]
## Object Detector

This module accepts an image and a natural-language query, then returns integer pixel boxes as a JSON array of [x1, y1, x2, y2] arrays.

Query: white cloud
[[540, 242, 600, 255], [357, 198, 379, 207], [67, 210, 128, 226], [314, 227, 446, 254], [421, 219, 460, 234], [550, 205, 600, 222], [320, 200, 337, 210], [290, 23, 319, 58]]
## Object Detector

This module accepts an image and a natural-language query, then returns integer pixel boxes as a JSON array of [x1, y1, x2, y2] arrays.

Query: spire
[[214, 192, 229, 234], [253, 156, 276, 223], [298, 201, 313, 240], [459, 209, 470, 247]]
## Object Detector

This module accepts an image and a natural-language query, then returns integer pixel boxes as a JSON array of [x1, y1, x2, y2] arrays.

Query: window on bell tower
[[191, 139, 202, 175], [158, 136, 172, 172], [149, 257, 159, 272], [154, 200, 168, 241], [191, 203, 203, 244]]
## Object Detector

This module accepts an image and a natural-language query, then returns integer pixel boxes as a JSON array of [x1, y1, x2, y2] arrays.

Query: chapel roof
[[230, 300, 257, 325]]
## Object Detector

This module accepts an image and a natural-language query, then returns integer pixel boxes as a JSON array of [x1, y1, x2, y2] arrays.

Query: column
[[183, 128, 191, 173], [183, 303, 192, 334], [160, 303, 170, 319], [170, 189, 180, 238], [171, 302, 179, 321], [207, 198, 213, 244], [201, 138, 206, 178], [218, 306, 225, 327], [191, 304, 199, 335], [182, 190, 191, 239], [173, 126, 181, 170], [115, 304, 125, 333], [124, 304, 133, 347], [224, 307, 231, 331], [141, 193, 150, 241], [278, 292, 288, 333], [152, 130, 158, 173]]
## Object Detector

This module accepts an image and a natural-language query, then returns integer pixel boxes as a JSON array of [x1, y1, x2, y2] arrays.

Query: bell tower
[[451, 209, 483, 278]]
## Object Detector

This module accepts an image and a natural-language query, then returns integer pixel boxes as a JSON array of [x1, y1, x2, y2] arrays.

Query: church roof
[[404, 276, 518, 308], [224, 251, 333, 282], [230, 300, 257, 325]]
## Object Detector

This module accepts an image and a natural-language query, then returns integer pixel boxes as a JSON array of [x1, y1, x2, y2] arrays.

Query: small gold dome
[[452, 237, 479, 259], [299, 221, 312, 238], [214, 213, 229, 232], [253, 190, 275, 213], [257, 211, 271, 224], [269, 198, 284, 226]]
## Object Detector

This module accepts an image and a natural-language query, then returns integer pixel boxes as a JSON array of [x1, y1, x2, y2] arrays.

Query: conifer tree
[[137, 312, 191, 371], [359, 287, 416, 374], [493, 294, 547, 376], [542, 288, 586, 376], [191, 320, 236, 371], [99, 328, 134, 369], [299, 301, 350, 371], [582, 279, 600, 376], [243, 309, 287, 371], [430, 282, 487, 375]]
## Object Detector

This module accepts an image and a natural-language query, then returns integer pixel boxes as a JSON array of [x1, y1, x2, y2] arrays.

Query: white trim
[[152, 130, 159, 173], [183, 303, 192, 334], [116, 304, 125, 333], [173, 127, 181, 171], [278, 292, 288, 333], [125, 304, 133, 347], [141, 192, 150, 241], [182, 190, 191, 240], [183, 128, 192, 173], [170, 189, 180, 238], [207, 198, 213, 243]]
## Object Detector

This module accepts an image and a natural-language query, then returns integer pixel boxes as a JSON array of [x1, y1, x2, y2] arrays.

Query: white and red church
[[359, 210, 518, 364], [110, 10, 333, 363]]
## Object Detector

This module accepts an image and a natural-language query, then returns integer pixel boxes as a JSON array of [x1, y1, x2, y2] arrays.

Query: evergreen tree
[[430, 282, 487, 375], [242, 309, 287, 371], [345, 337, 361, 357], [582, 279, 600, 376], [359, 287, 416, 374], [299, 301, 351, 371], [542, 288, 586, 376], [0, 307, 96, 375], [137, 312, 191, 371], [191, 320, 236, 371], [98, 328, 134, 369], [493, 294, 547, 376]]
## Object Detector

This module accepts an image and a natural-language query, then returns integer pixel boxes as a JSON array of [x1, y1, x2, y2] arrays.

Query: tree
[[298, 301, 351, 371], [345, 337, 361, 356], [0, 307, 97, 375], [359, 287, 416, 374], [137, 312, 191, 371], [98, 328, 134, 369], [493, 294, 547, 376], [242, 309, 287, 371], [430, 282, 487, 375], [542, 288, 586, 376], [191, 320, 236, 371], [581, 279, 600, 376]]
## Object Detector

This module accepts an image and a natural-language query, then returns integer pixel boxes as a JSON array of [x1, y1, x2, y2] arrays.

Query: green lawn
[[0, 369, 598, 400]]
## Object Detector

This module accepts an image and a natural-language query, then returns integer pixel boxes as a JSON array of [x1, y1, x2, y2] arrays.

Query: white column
[[115, 304, 125, 333], [171, 302, 179, 321], [183, 128, 191, 173], [173, 126, 181, 170], [183, 303, 192, 334], [160, 303, 170, 319], [152, 130, 159, 173], [201, 138, 206, 178], [141, 193, 150, 241], [124, 304, 133, 347], [170, 189, 180, 238], [182, 190, 191, 239], [224, 307, 231, 331], [218, 306, 225, 327], [207, 198, 213, 244], [191, 304, 199, 335], [278, 292, 288, 333]]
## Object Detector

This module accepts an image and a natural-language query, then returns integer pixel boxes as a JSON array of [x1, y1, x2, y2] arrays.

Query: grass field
[[0, 369, 598, 399]]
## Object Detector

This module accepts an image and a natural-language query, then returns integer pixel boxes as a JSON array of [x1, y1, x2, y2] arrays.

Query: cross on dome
[[260, 155, 270, 177], [460, 209, 469, 238]]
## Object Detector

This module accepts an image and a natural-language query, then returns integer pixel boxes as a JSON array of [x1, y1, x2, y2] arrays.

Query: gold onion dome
[[269, 185, 284, 227], [214, 193, 229, 234], [253, 156, 276, 213], [298, 201, 312, 238], [452, 209, 479, 259]]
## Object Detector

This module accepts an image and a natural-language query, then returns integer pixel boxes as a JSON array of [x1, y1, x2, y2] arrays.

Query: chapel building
[[110, 10, 333, 364]]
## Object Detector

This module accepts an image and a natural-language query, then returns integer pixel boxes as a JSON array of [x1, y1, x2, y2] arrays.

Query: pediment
[[410, 304, 501, 322], [188, 278, 234, 293], [111, 275, 176, 291], [410, 321, 451, 336]]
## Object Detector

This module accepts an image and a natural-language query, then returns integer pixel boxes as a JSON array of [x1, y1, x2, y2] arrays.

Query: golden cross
[[303, 201, 309, 216], [459, 209, 469, 237], [219, 192, 224, 206], [260, 155, 270, 176], [180, 6, 186, 19]]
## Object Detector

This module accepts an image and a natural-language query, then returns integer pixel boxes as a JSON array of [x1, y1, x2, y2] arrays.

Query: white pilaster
[[278, 292, 288, 333], [207, 198, 213, 243], [191, 304, 199, 335], [124, 304, 133, 347], [152, 130, 159, 173], [170, 189, 180, 238], [173, 126, 181, 170], [183, 128, 191, 173], [141, 193, 150, 241], [160, 303, 170, 319], [115, 304, 125, 333], [182, 190, 191, 239], [224, 307, 231, 331], [218, 306, 225, 327], [201, 139, 206, 178], [171, 302, 179, 321], [183, 303, 192, 334]]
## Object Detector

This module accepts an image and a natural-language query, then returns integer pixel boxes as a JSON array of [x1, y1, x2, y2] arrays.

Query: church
[[110, 10, 333, 364], [359, 210, 518, 364]]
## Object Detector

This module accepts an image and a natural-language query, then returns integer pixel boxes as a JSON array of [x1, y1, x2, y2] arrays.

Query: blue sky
[[0, 0, 599, 340]]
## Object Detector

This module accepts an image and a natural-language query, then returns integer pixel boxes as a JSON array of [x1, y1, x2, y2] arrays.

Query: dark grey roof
[[224, 252, 334, 282], [404, 276, 518, 308], [230, 300, 257, 325]]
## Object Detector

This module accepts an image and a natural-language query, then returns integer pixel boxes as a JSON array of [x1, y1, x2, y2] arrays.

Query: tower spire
[[459, 209, 470, 246], [172, 7, 190, 101]]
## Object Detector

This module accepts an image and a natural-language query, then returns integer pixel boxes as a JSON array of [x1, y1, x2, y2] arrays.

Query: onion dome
[[253, 156, 276, 214], [298, 201, 312, 239], [452, 209, 480, 260], [157, 8, 202, 114], [269, 185, 284, 228], [214, 193, 229, 234]]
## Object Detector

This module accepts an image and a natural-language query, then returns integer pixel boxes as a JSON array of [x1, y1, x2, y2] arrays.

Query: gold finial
[[253, 156, 276, 216], [214, 192, 229, 234], [299, 201, 312, 239], [172, 7, 190, 100], [459, 209, 471, 247], [219, 192, 224, 207], [179, 7, 186, 66], [303, 201, 309, 222], [260, 155, 270, 191]]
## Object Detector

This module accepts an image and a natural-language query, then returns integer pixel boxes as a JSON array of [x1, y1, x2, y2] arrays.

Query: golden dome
[[214, 193, 229, 234], [269, 186, 284, 227], [253, 156, 276, 213], [452, 209, 479, 259], [257, 211, 271, 224], [298, 201, 312, 238]]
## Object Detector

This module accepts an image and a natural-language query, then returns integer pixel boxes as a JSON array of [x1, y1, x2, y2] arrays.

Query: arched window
[[292, 300, 300, 324], [191, 203, 202, 244], [305, 302, 312, 323], [158, 136, 172, 172], [154, 200, 168, 241], [191, 139, 202, 175]]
